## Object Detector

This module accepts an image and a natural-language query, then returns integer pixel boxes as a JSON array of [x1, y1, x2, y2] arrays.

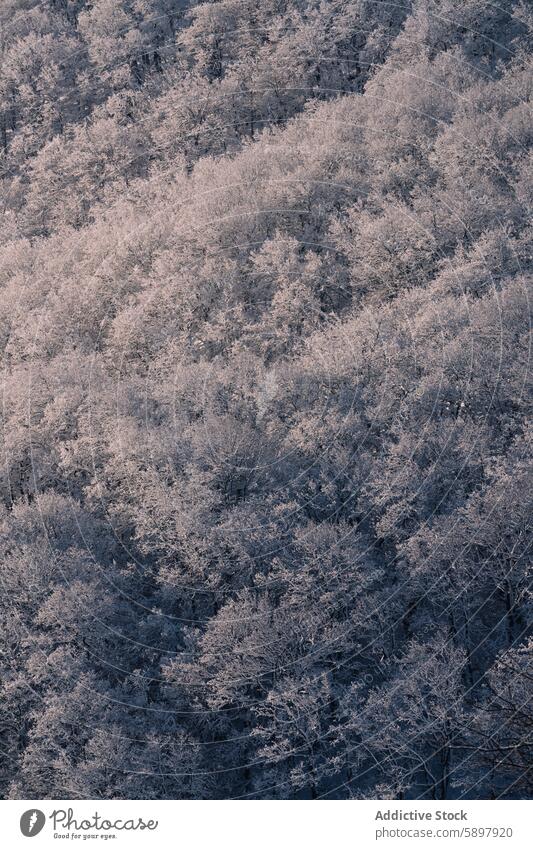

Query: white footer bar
[[2, 799, 531, 848]]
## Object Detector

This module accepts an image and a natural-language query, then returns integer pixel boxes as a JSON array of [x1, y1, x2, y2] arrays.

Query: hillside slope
[[0, 1, 531, 799]]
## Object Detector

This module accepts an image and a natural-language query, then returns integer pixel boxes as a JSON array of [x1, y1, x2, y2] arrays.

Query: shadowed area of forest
[[0, 0, 531, 799]]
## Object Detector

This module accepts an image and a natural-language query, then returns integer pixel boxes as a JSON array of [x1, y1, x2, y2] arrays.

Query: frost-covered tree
[[0, 0, 531, 801]]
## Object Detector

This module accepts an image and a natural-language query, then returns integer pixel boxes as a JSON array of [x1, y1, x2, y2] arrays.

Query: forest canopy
[[0, 0, 531, 800]]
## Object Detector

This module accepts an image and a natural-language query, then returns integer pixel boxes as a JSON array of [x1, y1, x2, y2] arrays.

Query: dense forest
[[0, 0, 531, 800]]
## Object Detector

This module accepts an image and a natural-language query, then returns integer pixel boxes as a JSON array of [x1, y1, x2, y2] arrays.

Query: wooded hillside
[[0, 1, 531, 799]]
